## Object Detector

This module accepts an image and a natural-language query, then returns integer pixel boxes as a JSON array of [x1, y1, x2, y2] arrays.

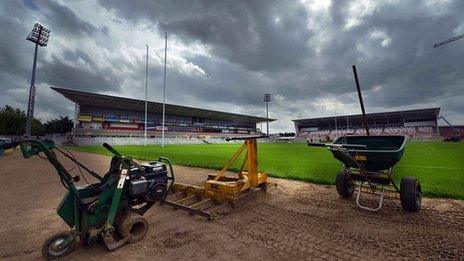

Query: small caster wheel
[[41, 231, 76, 260]]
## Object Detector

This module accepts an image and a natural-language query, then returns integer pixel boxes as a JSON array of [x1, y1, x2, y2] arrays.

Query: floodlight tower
[[434, 33, 464, 48], [264, 93, 271, 135], [25, 23, 51, 136]]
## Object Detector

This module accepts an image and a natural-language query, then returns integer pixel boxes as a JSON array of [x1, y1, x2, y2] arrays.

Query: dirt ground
[[1, 150, 463, 260]]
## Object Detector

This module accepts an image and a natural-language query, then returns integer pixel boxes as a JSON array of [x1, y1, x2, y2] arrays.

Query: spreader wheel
[[117, 212, 149, 243], [400, 176, 421, 212], [335, 170, 354, 198], [41, 231, 76, 260]]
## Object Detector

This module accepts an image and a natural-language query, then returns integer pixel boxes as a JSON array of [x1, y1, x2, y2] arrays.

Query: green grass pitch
[[71, 141, 464, 199]]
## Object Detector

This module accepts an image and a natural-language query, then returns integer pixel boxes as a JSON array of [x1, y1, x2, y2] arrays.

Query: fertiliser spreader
[[309, 135, 421, 212]]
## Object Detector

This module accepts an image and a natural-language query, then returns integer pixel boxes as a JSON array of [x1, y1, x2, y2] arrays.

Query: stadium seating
[[297, 125, 439, 141]]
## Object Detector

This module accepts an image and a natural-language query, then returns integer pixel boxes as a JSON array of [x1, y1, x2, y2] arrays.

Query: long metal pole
[[434, 33, 464, 48], [162, 32, 167, 147], [266, 101, 269, 135], [352, 65, 370, 136], [144, 44, 149, 147], [25, 41, 39, 136]]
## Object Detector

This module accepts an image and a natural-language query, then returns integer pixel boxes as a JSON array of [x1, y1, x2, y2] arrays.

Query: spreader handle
[[307, 142, 327, 147], [103, 143, 121, 156]]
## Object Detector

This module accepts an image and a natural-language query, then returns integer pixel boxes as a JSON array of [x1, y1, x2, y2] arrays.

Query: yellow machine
[[164, 136, 269, 219]]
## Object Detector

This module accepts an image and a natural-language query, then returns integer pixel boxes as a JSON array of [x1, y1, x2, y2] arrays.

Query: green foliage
[[0, 105, 73, 136], [0, 105, 26, 135], [44, 116, 73, 134], [71, 141, 464, 199]]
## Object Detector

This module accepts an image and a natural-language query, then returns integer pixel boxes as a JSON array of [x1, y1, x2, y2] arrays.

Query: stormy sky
[[0, 0, 463, 132]]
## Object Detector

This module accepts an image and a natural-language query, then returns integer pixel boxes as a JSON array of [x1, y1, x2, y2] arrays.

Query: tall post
[[162, 32, 167, 147], [264, 93, 271, 135], [352, 65, 370, 136], [144, 44, 149, 147], [266, 102, 269, 135], [26, 40, 40, 136]]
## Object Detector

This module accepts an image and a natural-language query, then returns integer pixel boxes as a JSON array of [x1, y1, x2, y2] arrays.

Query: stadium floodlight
[[27, 23, 51, 46], [434, 33, 464, 48], [162, 32, 167, 148], [25, 22, 51, 136], [144, 44, 149, 147], [264, 93, 271, 135]]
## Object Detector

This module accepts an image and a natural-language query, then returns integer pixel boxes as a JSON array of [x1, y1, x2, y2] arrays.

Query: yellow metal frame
[[171, 138, 268, 203]]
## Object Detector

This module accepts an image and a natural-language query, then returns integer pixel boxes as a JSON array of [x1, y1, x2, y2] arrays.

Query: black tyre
[[41, 231, 76, 260], [117, 212, 149, 243], [400, 176, 421, 212], [335, 170, 354, 198]]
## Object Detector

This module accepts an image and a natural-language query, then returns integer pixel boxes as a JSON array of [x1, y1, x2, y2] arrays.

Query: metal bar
[[238, 150, 248, 180], [434, 33, 464, 48], [189, 198, 212, 208], [26, 41, 40, 136], [163, 200, 212, 220], [352, 65, 370, 136], [355, 182, 385, 211], [106, 168, 128, 225], [144, 44, 148, 147], [214, 143, 246, 181], [162, 32, 167, 148], [54, 146, 102, 181], [266, 101, 269, 135], [173, 195, 198, 204]]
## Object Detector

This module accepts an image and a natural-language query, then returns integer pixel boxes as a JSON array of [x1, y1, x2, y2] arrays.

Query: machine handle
[[103, 143, 122, 156], [307, 142, 367, 149], [225, 135, 269, 141], [307, 142, 326, 147], [158, 157, 175, 182], [158, 157, 175, 203]]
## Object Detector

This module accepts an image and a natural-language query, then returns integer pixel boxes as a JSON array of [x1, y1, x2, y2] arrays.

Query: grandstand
[[439, 125, 464, 137], [52, 87, 274, 139], [293, 108, 440, 141]]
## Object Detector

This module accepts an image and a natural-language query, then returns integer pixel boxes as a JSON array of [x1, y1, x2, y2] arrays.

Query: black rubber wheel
[[41, 231, 76, 260], [400, 176, 421, 212], [335, 170, 354, 198], [117, 212, 149, 243]]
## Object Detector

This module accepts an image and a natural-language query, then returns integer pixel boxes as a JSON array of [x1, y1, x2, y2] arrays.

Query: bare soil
[[0, 150, 463, 260]]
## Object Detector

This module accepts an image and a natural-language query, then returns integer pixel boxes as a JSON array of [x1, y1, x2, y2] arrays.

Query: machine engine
[[128, 162, 169, 202]]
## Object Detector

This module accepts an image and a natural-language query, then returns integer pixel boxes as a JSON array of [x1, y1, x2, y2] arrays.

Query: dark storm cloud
[[98, 0, 313, 72], [98, 0, 464, 111], [318, 0, 464, 110], [39, 50, 123, 93], [37, 1, 98, 37], [1, 0, 464, 131], [0, 0, 118, 120]]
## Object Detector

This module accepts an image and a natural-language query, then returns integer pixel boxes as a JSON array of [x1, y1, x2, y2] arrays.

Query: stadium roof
[[52, 87, 275, 123], [293, 107, 440, 126]]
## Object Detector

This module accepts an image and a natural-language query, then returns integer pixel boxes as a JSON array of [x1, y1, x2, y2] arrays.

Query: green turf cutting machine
[[308, 135, 422, 212], [7, 138, 174, 259]]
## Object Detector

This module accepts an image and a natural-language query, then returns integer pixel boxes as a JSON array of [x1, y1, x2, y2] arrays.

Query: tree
[[0, 105, 45, 136], [44, 116, 73, 134]]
